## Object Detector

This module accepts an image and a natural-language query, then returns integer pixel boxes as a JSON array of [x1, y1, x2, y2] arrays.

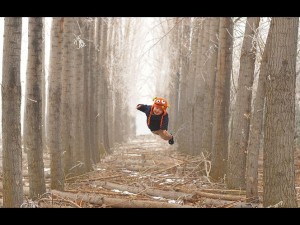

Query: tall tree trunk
[[83, 18, 93, 171], [211, 17, 233, 181], [263, 17, 298, 208], [168, 18, 182, 134], [106, 18, 116, 151], [47, 17, 64, 190], [227, 17, 260, 189], [201, 17, 220, 154], [88, 18, 97, 164], [193, 18, 210, 155], [89, 18, 98, 165], [98, 18, 110, 154], [2, 17, 24, 207], [69, 17, 86, 175], [188, 18, 202, 155], [24, 17, 46, 199], [41, 18, 46, 154], [82, 19, 93, 169], [246, 19, 271, 202], [74, 18, 87, 172], [95, 17, 105, 160], [177, 17, 191, 154], [61, 17, 74, 176], [93, 17, 101, 164]]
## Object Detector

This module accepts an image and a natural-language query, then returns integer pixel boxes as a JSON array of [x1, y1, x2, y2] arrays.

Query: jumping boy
[[136, 97, 174, 145]]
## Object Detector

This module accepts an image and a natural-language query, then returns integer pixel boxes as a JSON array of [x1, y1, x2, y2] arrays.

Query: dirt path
[[2, 135, 300, 207], [39, 135, 259, 208]]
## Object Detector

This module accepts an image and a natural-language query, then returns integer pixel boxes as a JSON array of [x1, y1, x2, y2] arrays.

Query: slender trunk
[[48, 17, 64, 190], [211, 17, 233, 181], [24, 17, 46, 199], [201, 17, 220, 155], [2, 17, 24, 207], [227, 17, 260, 189]]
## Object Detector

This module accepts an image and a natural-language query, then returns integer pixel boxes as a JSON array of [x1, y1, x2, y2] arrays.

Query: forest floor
[[0, 135, 300, 208]]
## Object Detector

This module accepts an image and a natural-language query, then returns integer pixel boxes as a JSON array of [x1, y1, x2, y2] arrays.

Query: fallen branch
[[82, 175, 122, 182], [149, 162, 185, 175], [93, 181, 195, 201], [200, 188, 246, 195], [51, 190, 194, 208], [202, 198, 259, 208], [196, 191, 245, 201], [120, 165, 162, 172], [39, 194, 82, 208]]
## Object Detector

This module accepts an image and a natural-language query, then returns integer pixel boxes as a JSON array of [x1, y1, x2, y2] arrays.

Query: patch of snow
[[122, 191, 136, 195], [121, 169, 133, 173], [165, 179, 174, 183], [129, 172, 138, 177], [138, 175, 150, 179], [152, 196, 166, 200], [168, 200, 183, 204], [111, 189, 137, 195], [126, 153, 142, 157], [175, 179, 184, 183]]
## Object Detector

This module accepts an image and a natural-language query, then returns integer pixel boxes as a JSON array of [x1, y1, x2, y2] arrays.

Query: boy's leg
[[152, 130, 172, 141], [151, 131, 159, 136]]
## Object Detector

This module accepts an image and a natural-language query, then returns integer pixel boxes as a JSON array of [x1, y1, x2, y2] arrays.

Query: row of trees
[[1, 17, 299, 208], [157, 17, 299, 207], [1, 17, 141, 207]]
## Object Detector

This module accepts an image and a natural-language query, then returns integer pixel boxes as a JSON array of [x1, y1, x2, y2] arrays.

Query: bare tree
[[106, 18, 117, 151], [193, 18, 210, 155], [2, 17, 23, 207], [201, 17, 220, 154], [263, 17, 298, 208], [98, 17, 110, 154], [47, 17, 64, 190], [210, 17, 233, 181], [23, 17, 46, 199], [177, 17, 191, 154], [61, 17, 75, 176], [76, 18, 89, 171], [227, 17, 260, 189], [246, 19, 271, 202], [70, 17, 87, 175]]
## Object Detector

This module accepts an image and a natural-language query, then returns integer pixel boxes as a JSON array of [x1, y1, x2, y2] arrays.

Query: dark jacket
[[137, 104, 169, 131]]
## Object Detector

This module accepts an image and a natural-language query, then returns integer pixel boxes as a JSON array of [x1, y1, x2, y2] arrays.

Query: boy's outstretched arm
[[136, 104, 146, 112], [136, 104, 149, 113]]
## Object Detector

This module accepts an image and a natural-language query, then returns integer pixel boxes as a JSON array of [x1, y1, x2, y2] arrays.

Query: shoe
[[168, 135, 174, 145]]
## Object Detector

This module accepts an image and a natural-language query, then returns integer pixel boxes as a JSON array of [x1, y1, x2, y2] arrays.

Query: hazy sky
[[135, 18, 157, 135]]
